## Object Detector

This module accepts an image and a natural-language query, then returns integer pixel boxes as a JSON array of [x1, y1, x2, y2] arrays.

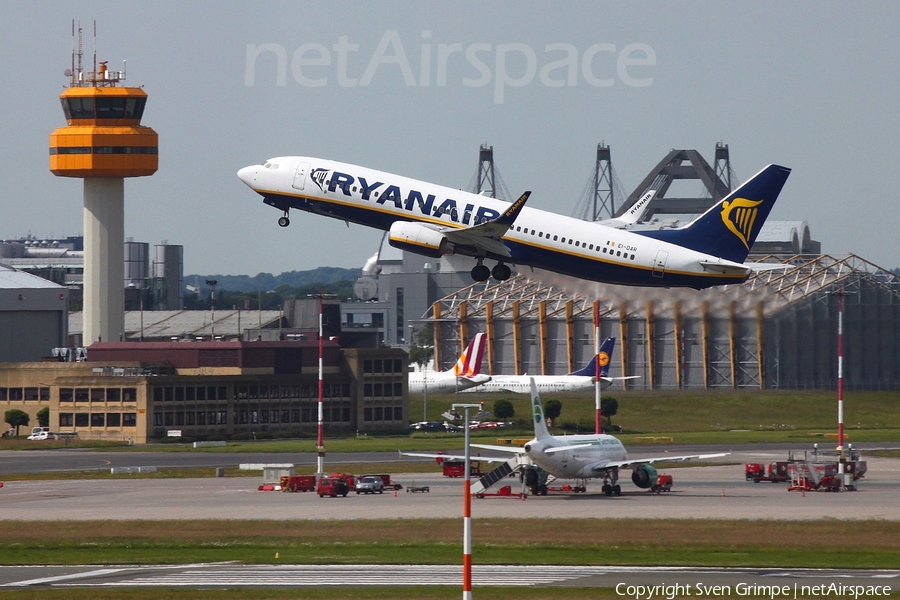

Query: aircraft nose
[[237, 165, 257, 188]]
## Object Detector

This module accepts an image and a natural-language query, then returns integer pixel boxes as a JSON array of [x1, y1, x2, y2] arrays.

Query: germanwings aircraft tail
[[635, 164, 791, 264], [408, 332, 489, 394], [452, 331, 487, 377]]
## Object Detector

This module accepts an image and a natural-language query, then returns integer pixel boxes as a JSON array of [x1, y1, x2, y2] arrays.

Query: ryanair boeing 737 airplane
[[237, 157, 790, 289]]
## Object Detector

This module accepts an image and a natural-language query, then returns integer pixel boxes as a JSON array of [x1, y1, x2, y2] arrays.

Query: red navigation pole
[[308, 291, 335, 477], [453, 402, 481, 600], [317, 293, 325, 475], [594, 300, 603, 434], [837, 287, 845, 456]]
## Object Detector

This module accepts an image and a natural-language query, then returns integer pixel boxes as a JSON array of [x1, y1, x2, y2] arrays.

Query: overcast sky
[[3, 1, 899, 276]]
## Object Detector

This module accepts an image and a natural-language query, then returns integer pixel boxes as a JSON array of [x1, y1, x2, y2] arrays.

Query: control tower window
[[124, 97, 146, 119], [60, 98, 72, 120], [96, 97, 127, 119], [68, 97, 95, 119]]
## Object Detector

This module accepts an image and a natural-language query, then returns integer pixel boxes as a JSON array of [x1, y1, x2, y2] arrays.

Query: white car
[[27, 427, 51, 441], [355, 476, 384, 494]]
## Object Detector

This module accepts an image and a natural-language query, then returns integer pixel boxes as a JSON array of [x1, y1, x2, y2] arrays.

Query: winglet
[[491, 191, 531, 227]]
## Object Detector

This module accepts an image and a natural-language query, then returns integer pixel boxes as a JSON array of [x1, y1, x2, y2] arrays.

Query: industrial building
[[0, 265, 68, 362]]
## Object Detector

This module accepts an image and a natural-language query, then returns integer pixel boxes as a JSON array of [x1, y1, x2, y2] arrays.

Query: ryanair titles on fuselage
[[308, 167, 501, 226]]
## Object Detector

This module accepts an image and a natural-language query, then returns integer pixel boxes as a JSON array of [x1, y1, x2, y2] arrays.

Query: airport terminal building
[[0, 341, 408, 443]]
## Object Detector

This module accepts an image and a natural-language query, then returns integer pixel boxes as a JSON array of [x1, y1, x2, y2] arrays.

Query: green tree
[[5, 409, 30, 436], [543, 399, 562, 427], [36, 407, 50, 428], [408, 325, 434, 369], [493, 399, 515, 420], [601, 397, 619, 428]]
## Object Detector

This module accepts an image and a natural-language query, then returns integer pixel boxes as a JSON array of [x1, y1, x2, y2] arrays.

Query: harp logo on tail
[[721, 197, 763, 250]]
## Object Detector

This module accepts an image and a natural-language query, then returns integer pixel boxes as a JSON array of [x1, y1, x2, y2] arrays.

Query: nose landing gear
[[278, 210, 290, 227]]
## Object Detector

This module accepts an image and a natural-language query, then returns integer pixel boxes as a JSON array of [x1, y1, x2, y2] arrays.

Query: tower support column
[[83, 177, 125, 344]]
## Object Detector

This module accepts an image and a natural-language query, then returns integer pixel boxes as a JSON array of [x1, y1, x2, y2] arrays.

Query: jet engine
[[388, 221, 456, 259], [631, 464, 659, 489]]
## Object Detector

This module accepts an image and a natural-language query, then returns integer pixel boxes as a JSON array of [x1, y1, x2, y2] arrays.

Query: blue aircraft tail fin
[[568, 337, 616, 378], [634, 164, 791, 264]]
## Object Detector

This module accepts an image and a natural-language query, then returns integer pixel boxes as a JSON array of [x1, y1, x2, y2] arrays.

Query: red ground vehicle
[[442, 460, 483, 478], [281, 475, 316, 492], [651, 474, 673, 493], [317, 474, 354, 498], [745, 462, 791, 483]]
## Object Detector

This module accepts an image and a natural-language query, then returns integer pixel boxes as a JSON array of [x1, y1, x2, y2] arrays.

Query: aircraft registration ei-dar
[[404, 378, 728, 496], [238, 156, 791, 289]]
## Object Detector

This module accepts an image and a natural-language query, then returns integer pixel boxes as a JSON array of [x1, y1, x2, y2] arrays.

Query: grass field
[[3, 389, 898, 454], [1, 519, 898, 569]]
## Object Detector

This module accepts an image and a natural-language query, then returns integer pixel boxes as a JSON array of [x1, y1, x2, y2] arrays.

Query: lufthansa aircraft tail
[[567, 337, 616, 378], [635, 164, 791, 264]]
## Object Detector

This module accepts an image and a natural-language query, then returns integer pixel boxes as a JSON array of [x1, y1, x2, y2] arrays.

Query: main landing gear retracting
[[471, 259, 511, 282]]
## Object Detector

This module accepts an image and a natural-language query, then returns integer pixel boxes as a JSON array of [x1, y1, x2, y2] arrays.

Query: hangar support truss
[[426, 254, 900, 390]]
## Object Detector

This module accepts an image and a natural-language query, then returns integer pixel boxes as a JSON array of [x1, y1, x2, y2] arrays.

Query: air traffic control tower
[[49, 23, 158, 344]]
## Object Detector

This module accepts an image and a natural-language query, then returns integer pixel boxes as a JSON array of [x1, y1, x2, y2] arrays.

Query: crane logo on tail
[[597, 351, 610, 367], [721, 197, 763, 250]]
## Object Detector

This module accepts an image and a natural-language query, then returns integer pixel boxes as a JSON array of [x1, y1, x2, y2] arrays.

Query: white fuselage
[[238, 157, 749, 288], [525, 434, 628, 479], [460, 375, 611, 394], [408, 372, 490, 395]]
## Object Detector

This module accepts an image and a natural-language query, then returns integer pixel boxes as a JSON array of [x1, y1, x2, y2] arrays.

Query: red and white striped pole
[[317, 293, 325, 476], [594, 300, 602, 434], [837, 287, 844, 456], [456, 402, 479, 600]]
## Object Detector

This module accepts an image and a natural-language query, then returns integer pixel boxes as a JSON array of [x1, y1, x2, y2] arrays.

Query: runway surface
[[1, 564, 898, 590]]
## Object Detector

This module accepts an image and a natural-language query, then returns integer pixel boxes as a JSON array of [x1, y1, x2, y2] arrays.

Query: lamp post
[[409, 325, 430, 422], [205, 279, 217, 340]]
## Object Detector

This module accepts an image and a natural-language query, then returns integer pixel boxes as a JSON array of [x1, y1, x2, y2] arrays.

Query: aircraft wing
[[470, 443, 527, 455], [399, 450, 511, 463], [596, 452, 730, 471], [438, 191, 531, 259]]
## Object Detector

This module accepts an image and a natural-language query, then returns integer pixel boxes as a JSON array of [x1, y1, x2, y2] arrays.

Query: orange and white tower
[[49, 22, 158, 344]]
